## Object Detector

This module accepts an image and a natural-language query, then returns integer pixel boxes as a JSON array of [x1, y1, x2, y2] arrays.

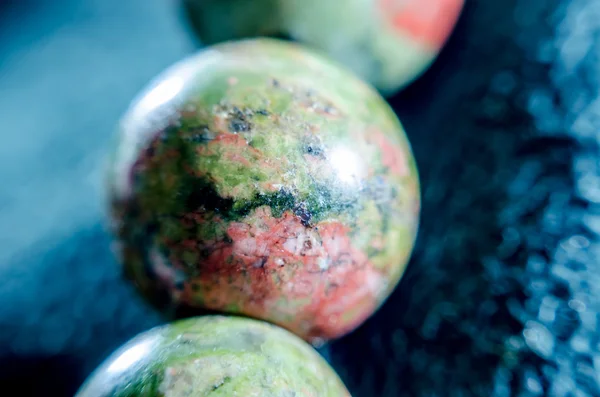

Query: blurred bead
[[184, 0, 464, 94], [76, 316, 350, 397]]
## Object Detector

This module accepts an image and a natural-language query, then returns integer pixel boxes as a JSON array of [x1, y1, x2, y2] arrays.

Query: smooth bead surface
[[108, 39, 420, 343], [76, 316, 350, 397]]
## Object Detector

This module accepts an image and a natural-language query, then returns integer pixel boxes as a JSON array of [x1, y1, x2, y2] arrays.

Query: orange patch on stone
[[177, 206, 384, 341], [368, 128, 409, 176], [379, 0, 464, 49]]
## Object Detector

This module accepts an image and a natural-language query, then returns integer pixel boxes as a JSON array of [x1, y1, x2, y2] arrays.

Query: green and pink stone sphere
[[76, 316, 351, 397], [108, 38, 420, 343], [184, 0, 464, 93]]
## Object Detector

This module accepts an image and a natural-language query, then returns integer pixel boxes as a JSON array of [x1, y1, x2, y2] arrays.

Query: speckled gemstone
[[108, 38, 420, 343], [75, 316, 351, 397], [183, 0, 464, 94]]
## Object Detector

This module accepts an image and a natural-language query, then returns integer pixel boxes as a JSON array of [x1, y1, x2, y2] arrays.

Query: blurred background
[[2, 0, 600, 396]]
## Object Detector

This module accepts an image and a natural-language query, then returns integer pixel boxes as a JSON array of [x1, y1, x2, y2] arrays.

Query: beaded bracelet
[[78, 2, 462, 395]]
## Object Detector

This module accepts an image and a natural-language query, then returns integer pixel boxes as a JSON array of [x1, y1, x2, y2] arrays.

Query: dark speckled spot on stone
[[305, 144, 324, 158], [187, 126, 216, 143], [186, 180, 235, 215], [212, 376, 232, 391], [294, 202, 312, 227], [228, 107, 252, 132], [302, 133, 326, 159], [253, 257, 268, 268]]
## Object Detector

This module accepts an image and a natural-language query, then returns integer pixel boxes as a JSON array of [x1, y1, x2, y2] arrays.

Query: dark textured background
[[2, 0, 600, 396]]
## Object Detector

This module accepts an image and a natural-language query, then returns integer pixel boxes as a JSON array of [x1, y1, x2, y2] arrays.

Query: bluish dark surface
[[2, 0, 600, 396]]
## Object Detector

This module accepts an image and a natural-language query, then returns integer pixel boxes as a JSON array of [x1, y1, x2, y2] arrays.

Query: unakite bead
[[108, 38, 420, 343]]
